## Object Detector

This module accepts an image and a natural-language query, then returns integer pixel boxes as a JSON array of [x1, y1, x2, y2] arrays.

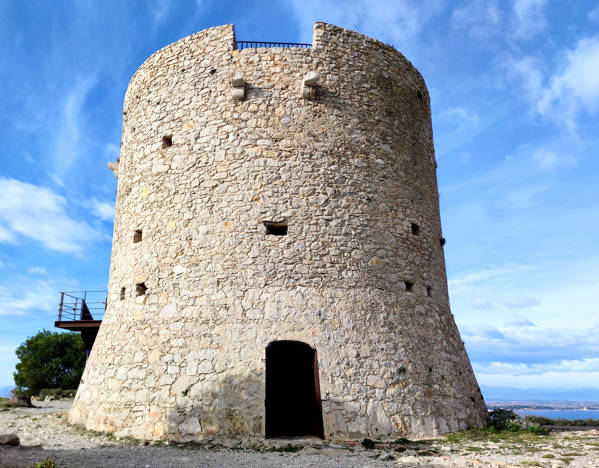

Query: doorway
[[265, 340, 325, 438]]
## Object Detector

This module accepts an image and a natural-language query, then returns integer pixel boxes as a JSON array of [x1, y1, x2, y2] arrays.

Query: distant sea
[[516, 410, 599, 420]]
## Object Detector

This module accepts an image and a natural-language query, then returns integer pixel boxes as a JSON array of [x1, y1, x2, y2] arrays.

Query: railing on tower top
[[236, 41, 312, 50], [57, 291, 107, 322]]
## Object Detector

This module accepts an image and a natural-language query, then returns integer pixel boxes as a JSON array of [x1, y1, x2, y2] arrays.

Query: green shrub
[[362, 438, 376, 449], [29, 458, 56, 468], [488, 408, 520, 431]]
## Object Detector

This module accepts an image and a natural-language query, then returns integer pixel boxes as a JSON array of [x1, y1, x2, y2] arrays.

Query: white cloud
[[290, 0, 443, 52], [0, 279, 57, 317], [0, 225, 16, 243], [0, 177, 100, 254], [476, 358, 599, 389], [538, 36, 599, 130], [449, 264, 533, 293], [150, 0, 173, 27], [509, 36, 599, 131], [511, 0, 547, 39], [53, 76, 96, 176], [451, 0, 502, 40], [531, 149, 576, 172], [27, 267, 48, 275], [439, 107, 480, 129], [91, 199, 115, 222]]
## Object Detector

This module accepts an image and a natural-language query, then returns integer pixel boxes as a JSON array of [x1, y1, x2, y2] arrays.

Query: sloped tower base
[[69, 22, 487, 441]]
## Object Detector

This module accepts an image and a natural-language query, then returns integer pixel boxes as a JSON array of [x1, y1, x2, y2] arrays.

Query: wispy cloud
[[0, 279, 58, 317], [439, 106, 480, 129], [91, 199, 115, 222], [27, 267, 48, 275], [451, 0, 502, 41], [53, 76, 96, 177], [507, 35, 599, 131], [476, 358, 599, 389], [0, 177, 100, 254], [463, 322, 599, 366], [449, 264, 533, 292], [289, 0, 444, 53], [532, 149, 576, 172], [511, 0, 548, 39]]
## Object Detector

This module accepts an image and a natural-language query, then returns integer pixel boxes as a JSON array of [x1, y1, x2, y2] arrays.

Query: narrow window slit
[[426, 286, 432, 297], [133, 230, 142, 243], [411, 223, 420, 236], [120, 287, 126, 301], [264, 221, 288, 236], [405, 281, 414, 293], [136, 282, 147, 296], [162, 135, 173, 148]]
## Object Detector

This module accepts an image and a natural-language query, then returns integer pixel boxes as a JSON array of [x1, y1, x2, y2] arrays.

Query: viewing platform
[[55, 291, 106, 354]]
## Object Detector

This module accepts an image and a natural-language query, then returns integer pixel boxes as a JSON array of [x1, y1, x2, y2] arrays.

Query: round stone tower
[[69, 22, 487, 441]]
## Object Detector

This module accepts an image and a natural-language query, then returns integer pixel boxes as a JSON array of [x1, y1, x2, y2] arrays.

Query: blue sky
[[1, 0, 598, 399]]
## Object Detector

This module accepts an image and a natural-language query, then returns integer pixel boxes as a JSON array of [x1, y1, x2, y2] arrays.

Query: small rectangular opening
[[136, 282, 147, 296], [405, 281, 414, 293], [426, 286, 432, 297], [264, 221, 288, 236], [411, 223, 420, 236], [133, 230, 142, 243], [120, 287, 126, 301], [162, 135, 173, 148]]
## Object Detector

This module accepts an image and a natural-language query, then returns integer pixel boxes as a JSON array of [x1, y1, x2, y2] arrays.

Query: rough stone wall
[[69, 22, 487, 441]]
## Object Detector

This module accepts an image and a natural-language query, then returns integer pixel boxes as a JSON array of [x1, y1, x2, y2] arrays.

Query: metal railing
[[236, 41, 312, 50], [58, 291, 107, 321]]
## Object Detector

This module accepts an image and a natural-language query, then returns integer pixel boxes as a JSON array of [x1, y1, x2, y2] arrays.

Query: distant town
[[487, 400, 599, 411]]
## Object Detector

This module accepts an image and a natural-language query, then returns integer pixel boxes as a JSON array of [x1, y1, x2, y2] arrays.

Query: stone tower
[[69, 22, 487, 441]]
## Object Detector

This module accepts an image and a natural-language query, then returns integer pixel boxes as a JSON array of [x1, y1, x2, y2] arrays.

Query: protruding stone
[[231, 72, 245, 88], [108, 161, 119, 178], [303, 71, 319, 87]]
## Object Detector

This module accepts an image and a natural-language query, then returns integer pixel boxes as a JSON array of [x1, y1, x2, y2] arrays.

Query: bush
[[362, 438, 376, 449], [487, 408, 549, 435], [29, 458, 56, 468], [14, 330, 86, 397], [488, 408, 520, 431]]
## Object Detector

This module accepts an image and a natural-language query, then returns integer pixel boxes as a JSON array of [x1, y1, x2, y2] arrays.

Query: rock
[[303, 71, 319, 87], [302, 446, 321, 455], [0, 433, 20, 446]]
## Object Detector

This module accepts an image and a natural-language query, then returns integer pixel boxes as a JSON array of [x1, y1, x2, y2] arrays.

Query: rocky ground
[[1, 401, 598, 467]]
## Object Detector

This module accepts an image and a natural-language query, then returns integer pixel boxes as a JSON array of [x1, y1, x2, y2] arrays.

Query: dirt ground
[[1, 401, 598, 467]]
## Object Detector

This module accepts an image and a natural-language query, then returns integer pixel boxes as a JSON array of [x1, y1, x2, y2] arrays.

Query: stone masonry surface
[[68, 22, 488, 442]]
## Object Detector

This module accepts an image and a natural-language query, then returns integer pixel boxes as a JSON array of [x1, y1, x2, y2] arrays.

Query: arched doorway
[[265, 340, 325, 438]]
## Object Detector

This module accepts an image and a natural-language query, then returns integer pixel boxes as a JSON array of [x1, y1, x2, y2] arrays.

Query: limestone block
[[303, 71, 319, 87], [180, 416, 202, 434]]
